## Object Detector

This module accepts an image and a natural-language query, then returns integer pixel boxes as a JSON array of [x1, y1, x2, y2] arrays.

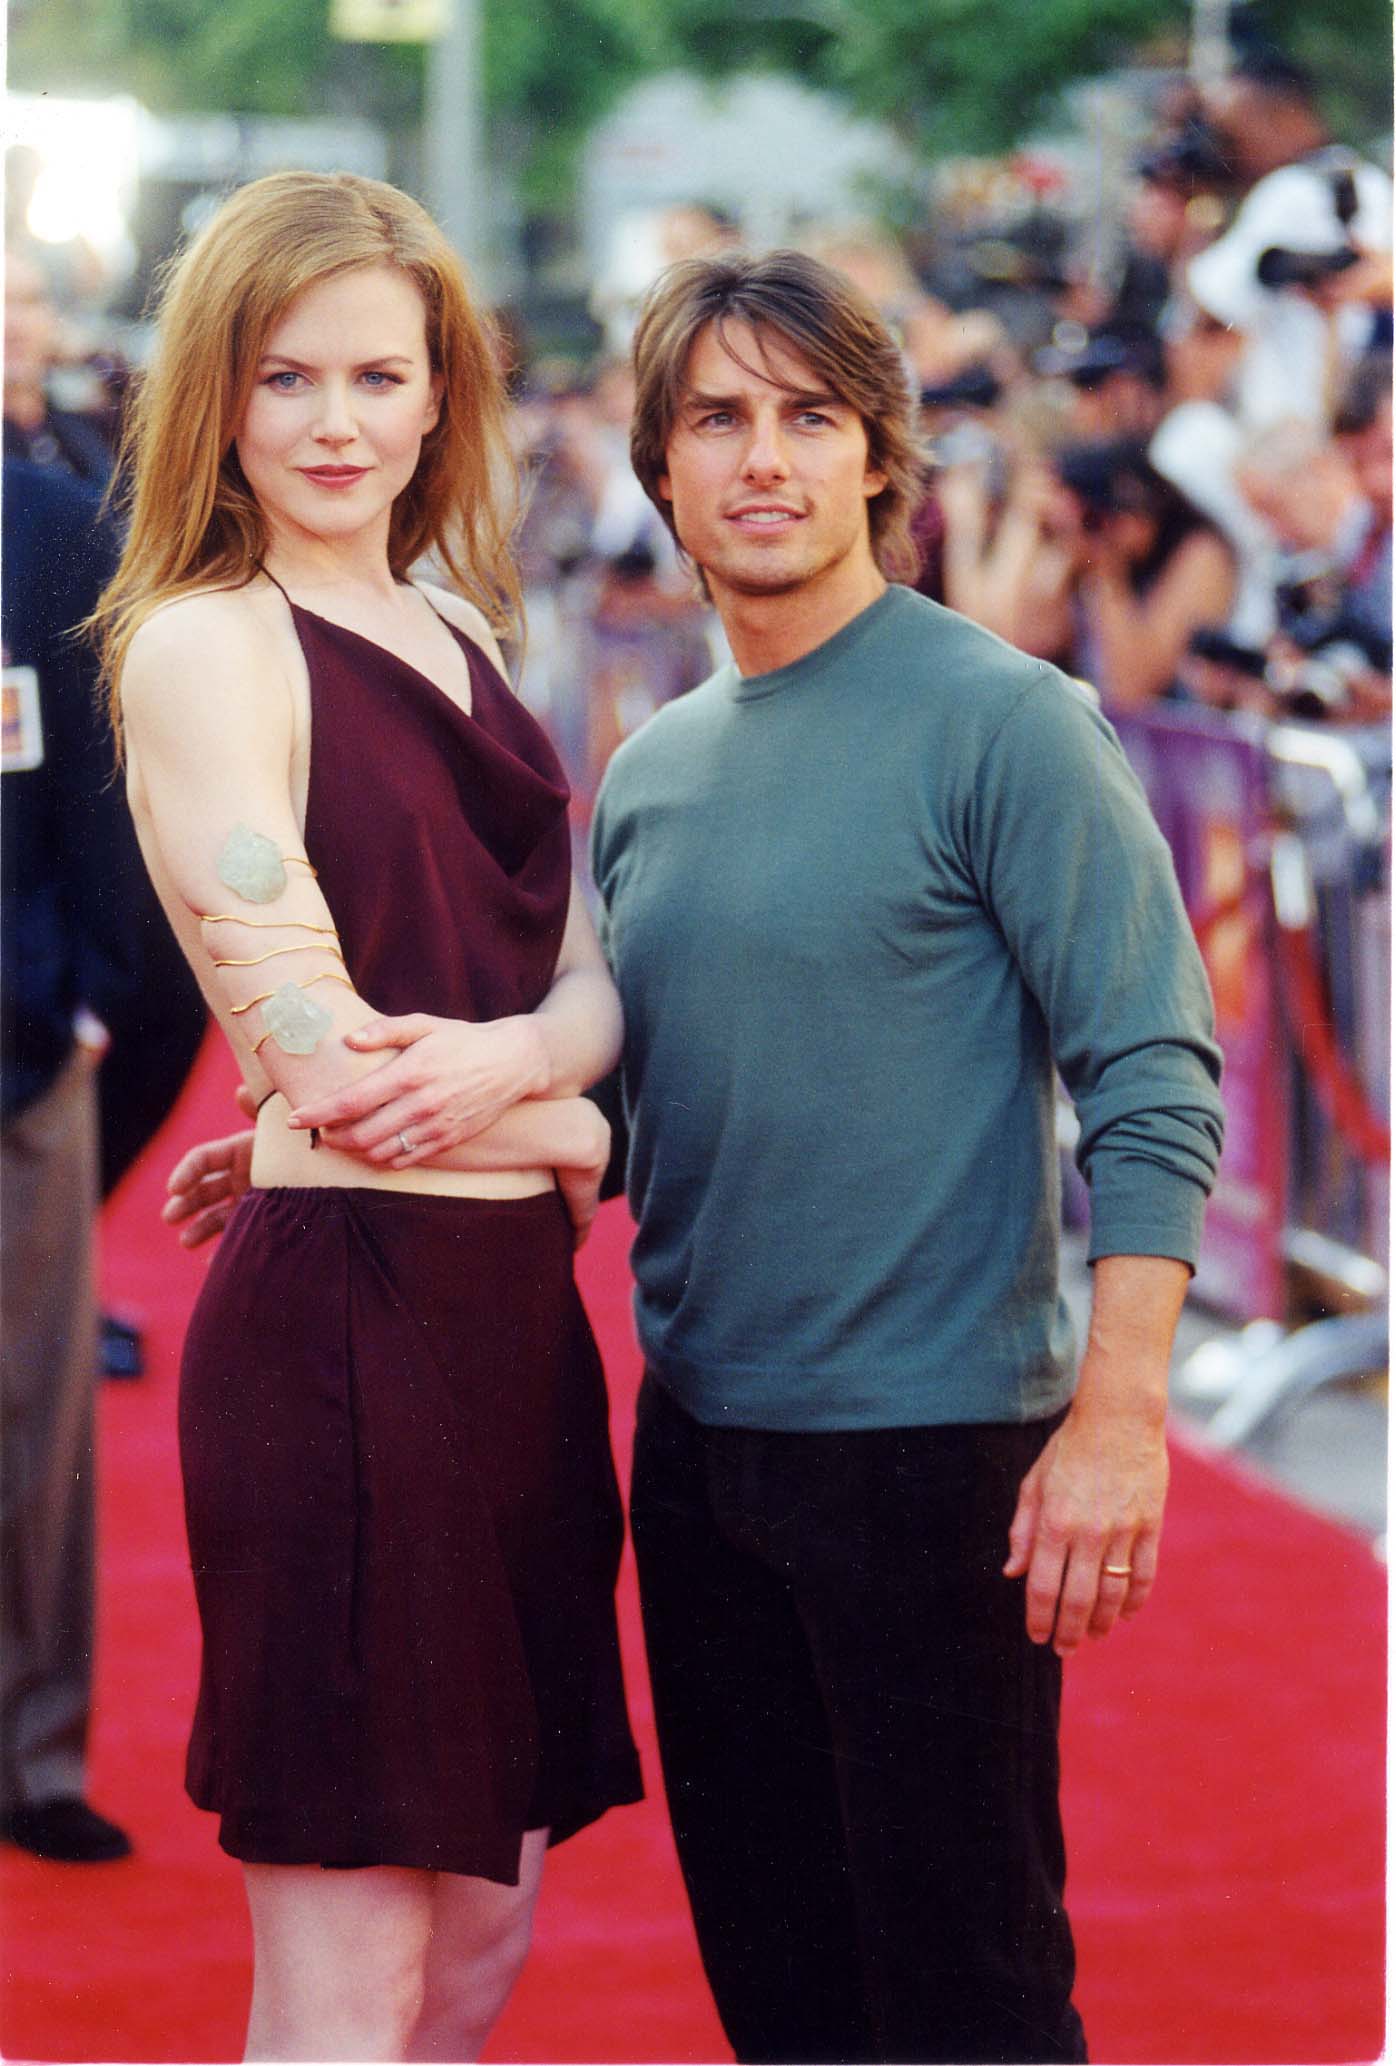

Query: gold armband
[[193, 911, 339, 935], [211, 939, 347, 971]]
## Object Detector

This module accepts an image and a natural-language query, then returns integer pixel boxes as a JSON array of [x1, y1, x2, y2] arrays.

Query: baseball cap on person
[[1035, 326, 1165, 389]]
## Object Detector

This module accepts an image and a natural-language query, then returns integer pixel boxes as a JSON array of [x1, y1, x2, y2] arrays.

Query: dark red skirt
[[178, 1184, 642, 1883]]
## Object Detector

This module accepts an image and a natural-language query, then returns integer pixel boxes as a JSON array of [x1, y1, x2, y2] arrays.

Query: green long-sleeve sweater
[[591, 585, 1223, 1430]]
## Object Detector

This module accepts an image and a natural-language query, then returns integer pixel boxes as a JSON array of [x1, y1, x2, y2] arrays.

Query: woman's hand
[[163, 1129, 256, 1247], [288, 1012, 552, 1168]]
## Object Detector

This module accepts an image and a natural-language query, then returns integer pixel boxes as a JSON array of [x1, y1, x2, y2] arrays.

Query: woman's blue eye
[[262, 369, 403, 391]]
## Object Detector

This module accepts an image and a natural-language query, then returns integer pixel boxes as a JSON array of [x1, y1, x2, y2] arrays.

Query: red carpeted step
[[0, 1034, 1384, 2063]]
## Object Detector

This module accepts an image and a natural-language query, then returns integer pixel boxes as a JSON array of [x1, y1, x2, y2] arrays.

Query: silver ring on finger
[[1102, 1563, 1133, 1579], [398, 1130, 414, 1155]]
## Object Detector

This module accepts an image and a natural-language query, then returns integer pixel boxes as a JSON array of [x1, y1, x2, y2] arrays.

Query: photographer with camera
[[1333, 352, 1393, 661], [1232, 375, 1391, 724], [1052, 440, 1236, 711], [928, 370, 1086, 665], [939, 434, 1235, 712], [1187, 54, 1390, 430]]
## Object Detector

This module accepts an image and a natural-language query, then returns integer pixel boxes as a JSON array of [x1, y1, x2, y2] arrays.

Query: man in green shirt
[[591, 252, 1223, 2064]]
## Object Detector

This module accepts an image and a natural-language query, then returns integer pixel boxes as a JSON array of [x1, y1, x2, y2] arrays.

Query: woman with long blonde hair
[[100, 170, 641, 2061]]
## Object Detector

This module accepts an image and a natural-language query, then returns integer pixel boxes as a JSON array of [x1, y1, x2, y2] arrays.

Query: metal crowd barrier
[[1112, 706, 1390, 1448]]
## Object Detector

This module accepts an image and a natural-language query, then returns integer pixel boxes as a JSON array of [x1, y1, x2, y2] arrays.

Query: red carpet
[[2, 1037, 1385, 2064]]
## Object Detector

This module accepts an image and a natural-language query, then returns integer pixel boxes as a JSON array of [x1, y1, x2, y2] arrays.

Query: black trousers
[[630, 1376, 1088, 2066]]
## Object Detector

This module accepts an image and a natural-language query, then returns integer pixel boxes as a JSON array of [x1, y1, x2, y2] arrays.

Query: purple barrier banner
[[1113, 707, 1286, 1320]]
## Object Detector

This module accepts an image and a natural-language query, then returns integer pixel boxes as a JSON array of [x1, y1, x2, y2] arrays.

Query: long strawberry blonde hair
[[96, 169, 520, 739]]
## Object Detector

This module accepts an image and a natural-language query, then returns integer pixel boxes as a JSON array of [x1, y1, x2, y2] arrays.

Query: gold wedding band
[[1102, 1563, 1133, 1579]]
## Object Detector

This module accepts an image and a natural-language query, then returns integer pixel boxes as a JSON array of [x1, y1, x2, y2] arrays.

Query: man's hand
[[164, 1129, 256, 1247], [1004, 1254, 1188, 1656], [287, 1013, 551, 1168], [1311, 249, 1393, 312], [1004, 1399, 1169, 1655], [554, 1103, 612, 1249]]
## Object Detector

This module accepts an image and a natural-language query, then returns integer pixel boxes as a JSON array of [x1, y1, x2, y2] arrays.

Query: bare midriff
[[251, 1091, 556, 1200]]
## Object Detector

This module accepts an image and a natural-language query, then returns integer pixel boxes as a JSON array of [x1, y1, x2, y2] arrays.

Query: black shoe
[[100, 1312, 145, 1380], [2, 1797, 133, 1862]]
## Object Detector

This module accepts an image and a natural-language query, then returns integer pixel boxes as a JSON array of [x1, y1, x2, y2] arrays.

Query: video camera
[[1256, 167, 1362, 292], [1268, 560, 1391, 717], [1188, 610, 1389, 720]]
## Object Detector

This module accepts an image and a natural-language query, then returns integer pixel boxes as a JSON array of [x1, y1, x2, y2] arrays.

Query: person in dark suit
[[5, 248, 207, 1379], [1, 459, 141, 1859]]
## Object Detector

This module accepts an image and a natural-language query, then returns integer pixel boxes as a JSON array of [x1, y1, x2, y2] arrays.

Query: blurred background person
[[1331, 350, 1393, 660], [1, 461, 140, 1863], [1035, 322, 1168, 442], [4, 248, 114, 486], [1106, 131, 1231, 335], [1053, 438, 1237, 710], [1235, 400, 1391, 722], [4, 239, 208, 1376], [1188, 52, 1392, 428]]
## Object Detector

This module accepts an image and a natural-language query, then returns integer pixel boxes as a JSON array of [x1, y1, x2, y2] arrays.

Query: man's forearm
[[1008, 1253, 1187, 1653], [1072, 1254, 1191, 1427]]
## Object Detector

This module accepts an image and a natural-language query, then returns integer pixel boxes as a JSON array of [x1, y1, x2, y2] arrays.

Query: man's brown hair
[[630, 249, 924, 583]]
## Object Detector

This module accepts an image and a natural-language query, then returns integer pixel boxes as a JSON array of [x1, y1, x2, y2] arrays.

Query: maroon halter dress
[[177, 592, 642, 1880]]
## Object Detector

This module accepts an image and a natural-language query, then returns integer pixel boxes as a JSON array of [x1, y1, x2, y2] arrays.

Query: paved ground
[[1060, 1233, 1388, 1549]]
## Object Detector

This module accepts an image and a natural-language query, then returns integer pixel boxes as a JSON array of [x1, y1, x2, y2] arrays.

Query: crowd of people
[[918, 56, 1390, 728]]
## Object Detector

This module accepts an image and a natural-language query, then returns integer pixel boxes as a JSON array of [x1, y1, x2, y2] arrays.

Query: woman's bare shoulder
[[416, 580, 511, 679], [127, 585, 266, 666], [122, 584, 292, 735], [126, 584, 286, 686]]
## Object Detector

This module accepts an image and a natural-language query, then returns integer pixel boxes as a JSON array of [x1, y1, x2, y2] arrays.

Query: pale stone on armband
[[262, 982, 334, 1056], [218, 823, 289, 904]]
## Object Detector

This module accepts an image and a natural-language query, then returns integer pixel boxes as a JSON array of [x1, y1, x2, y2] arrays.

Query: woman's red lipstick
[[300, 466, 368, 487]]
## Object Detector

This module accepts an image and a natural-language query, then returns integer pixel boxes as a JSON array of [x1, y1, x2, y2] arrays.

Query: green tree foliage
[[10, 0, 1392, 198], [10, 0, 664, 201], [11, 0, 424, 124], [482, 0, 672, 200], [661, 0, 1392, 153]]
